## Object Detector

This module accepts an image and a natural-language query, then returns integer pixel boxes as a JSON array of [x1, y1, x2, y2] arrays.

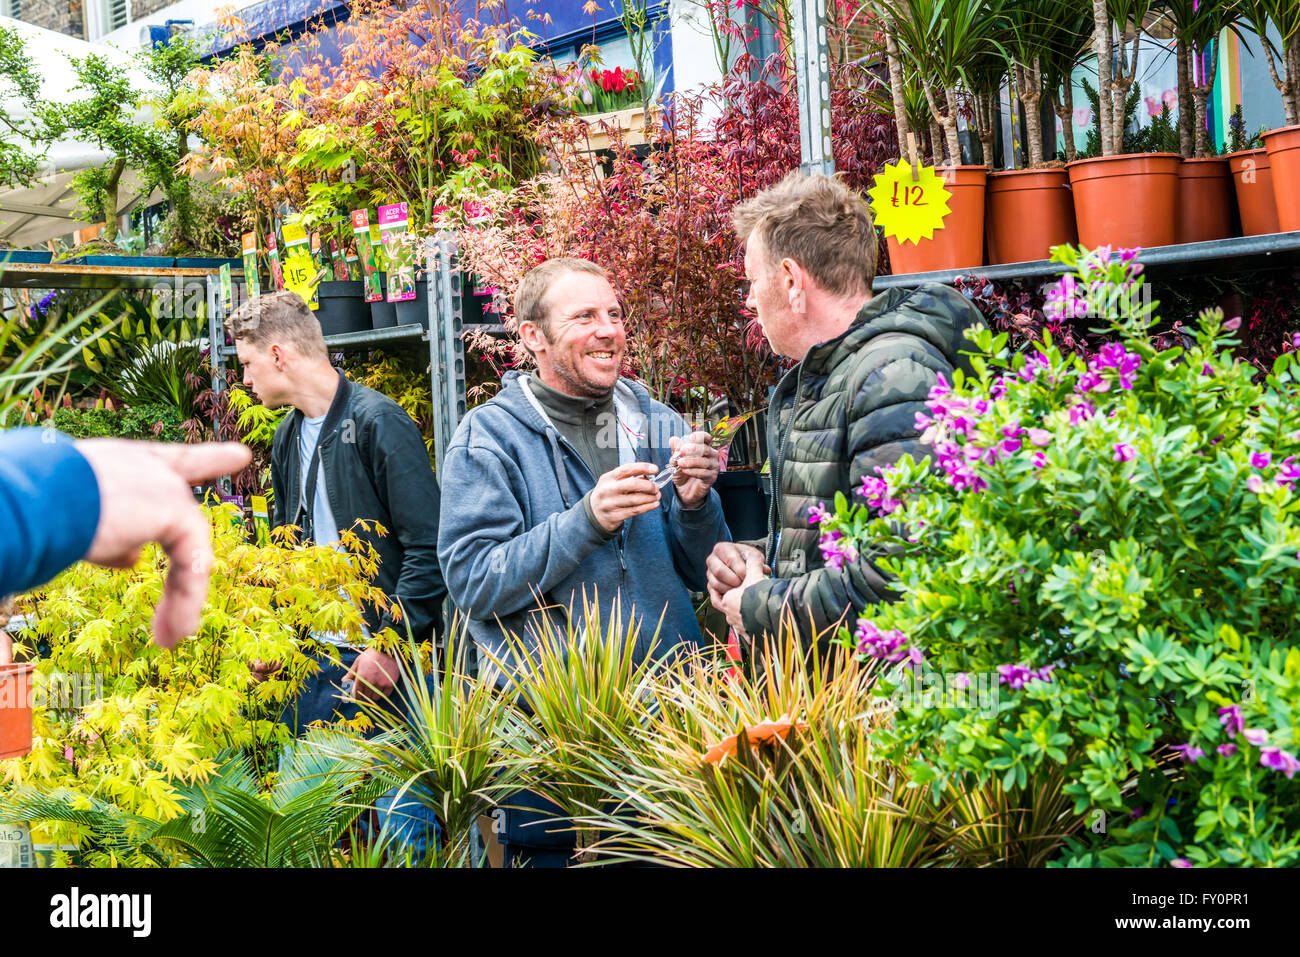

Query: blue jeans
[[280, 647, 442, 859]]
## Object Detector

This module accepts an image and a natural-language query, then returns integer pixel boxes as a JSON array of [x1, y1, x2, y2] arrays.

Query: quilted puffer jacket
[[739, 281, 984, 647]]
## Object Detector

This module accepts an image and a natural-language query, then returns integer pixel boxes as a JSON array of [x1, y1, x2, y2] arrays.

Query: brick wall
[[8, 0, 85, 38]]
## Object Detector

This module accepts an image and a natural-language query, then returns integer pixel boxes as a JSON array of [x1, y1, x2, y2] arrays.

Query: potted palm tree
[[1068, 0, 1184, 249], [1164, 0, 1247, 244], [874, 0, 1007, 274], [1242, 0, 1300, 232], [986, 0, 1084, 265]]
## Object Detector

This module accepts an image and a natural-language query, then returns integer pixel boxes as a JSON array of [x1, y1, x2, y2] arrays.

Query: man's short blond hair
[[732, 172, 877, 296], [514, 257, 609, 339], [225, 291, 327, 360]]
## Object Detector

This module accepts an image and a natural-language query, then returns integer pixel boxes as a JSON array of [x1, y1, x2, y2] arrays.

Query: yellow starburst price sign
[[867, 161, 953, 245]]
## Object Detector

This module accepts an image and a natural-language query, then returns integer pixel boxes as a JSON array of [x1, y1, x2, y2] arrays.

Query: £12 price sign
[[867, 161, 953, 245]]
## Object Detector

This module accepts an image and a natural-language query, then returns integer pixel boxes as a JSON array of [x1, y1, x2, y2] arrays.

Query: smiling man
[[437, 257, 729, 867]]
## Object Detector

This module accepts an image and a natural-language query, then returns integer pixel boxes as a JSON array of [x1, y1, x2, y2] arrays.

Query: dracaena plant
[[817, 244, 1300, 867], [1240, 0, 1300, 126], [1162, 0, 1250, 158], [1, 507, 396, 864]]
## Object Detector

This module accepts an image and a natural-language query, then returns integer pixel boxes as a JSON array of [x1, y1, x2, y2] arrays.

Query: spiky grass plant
[[342, 630, 533, 866]]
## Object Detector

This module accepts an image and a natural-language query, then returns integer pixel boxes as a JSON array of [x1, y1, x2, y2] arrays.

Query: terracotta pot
[[886, 165, 988, 275], [1177, 157, 1236, 244], [1262, 124, 1300, 233], [1227, 148, 1280, 236], [0, 662, 35, 760], [1066, 153, 1182, 249], [985, 168, 1077, 264]]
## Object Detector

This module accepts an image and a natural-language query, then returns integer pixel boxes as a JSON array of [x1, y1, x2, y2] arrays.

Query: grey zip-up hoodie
[[437, 371, 730, 683]]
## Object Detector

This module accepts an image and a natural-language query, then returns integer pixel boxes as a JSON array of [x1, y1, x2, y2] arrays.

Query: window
[[5, 0, 22, 19], [106, 0, 131, 32]]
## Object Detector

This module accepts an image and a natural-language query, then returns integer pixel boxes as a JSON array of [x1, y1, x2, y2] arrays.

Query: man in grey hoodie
[[438, 257, 729, 866]]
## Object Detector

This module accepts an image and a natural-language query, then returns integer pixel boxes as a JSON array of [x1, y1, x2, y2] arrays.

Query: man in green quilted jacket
[[706, 171, 984, 653]]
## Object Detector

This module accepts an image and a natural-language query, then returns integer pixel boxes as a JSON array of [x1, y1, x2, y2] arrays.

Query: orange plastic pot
[[1177, 157, 1236, 244], [985, 168, 1077, 265], [0, 661, 35, 760], [1262, 124, 1300, 233], [886, 166, 987, 274], [1066, 153, 1182, 249], [1228, 148, 1280, 236]]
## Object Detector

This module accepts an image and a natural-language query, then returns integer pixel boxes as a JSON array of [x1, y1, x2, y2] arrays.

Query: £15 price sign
[[867, 161, 953, 245]]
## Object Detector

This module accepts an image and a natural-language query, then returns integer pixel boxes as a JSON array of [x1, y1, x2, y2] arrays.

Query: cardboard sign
[[378, 201, 416, 303], [352, 210, 384, 302], [281, 219, 321, 310], [867, 161, 953, 245], [241, 232, 261, 298]]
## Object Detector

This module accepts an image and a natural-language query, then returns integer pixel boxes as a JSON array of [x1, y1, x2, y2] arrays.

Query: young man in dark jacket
[[228, 291, 446, 850], [437, 257, 729, 866], [706, 172, 984, 652]]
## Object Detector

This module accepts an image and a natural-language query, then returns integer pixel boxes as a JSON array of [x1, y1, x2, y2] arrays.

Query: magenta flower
[[859, 474, 900, 515], [1259, 747, 1300, 779], [1251, 451, 1272, 469], [1113, 443, 1136, 462], [1045, 275, 1089, 321], [1170, 858, 1193, 868], [1031, 452, 1047, 469], [807, 503, 829, 526], [1201, 363, 1213, 376], [1172, 743, 1205, 764], [953, 672, 970, 689], [1224, 315, 1242, 331], [854, 620, 913, 663], [819, 529, 857, 569], [1001, 437, 1023, 454], [1217, 743, 1238, 757], [1027, 428, 1051, 447], [1068, 401, 1094, 425], [1247, 474, 1265, 494], [991, 377, 1009, 400], [1218, 704, 1244, 738], [1077, 370, 1109, 394], [996, 662, 1055, 690], [1243, 728, 1269, 746], [1293, 332, 1300, 349], [1276, 457, 1300, 489]]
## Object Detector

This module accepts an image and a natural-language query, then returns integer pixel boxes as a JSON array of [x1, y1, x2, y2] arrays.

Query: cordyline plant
[[1163, 1, 1250, 159], [818, 244, 1300, 867], [1, 508, 397, 865]]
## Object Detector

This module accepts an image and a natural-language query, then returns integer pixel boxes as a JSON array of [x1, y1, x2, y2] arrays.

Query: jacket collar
[[290, 369, 352, 442]]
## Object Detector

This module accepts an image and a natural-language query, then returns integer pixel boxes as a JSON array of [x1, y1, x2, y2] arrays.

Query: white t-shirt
[[298, 413, 367, 648]]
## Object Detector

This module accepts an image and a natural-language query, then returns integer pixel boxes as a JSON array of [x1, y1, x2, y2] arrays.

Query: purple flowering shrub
[[818, 244, 1300, 867]]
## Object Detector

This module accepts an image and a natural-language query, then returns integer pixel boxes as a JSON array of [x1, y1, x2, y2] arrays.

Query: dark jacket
[[437, 371, 729, 683], [740, 282, 983, 646], [271, 370, 445, 643], [0, 429, 100, 596]]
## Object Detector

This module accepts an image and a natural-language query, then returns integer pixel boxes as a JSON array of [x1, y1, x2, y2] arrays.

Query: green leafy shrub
[[821, 244, 1300, 867], [51, 403, 188, 442]]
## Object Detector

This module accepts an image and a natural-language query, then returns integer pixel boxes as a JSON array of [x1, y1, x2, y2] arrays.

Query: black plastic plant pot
[[393, 276, 430, 329], [315, 280, 369, 337], [370, 272, 398, 329], [714, 469, 770, 543]]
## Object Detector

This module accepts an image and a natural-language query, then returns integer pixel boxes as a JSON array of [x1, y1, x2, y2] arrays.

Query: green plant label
[[219, 263, 233, 308], [378, 202, 416, 303], [352, 210, 384, 302], [241, 232, 261, 298], [281, 219, 321, 310]]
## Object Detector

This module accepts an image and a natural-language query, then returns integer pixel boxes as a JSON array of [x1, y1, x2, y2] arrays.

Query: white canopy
[[0, 16, 155, 248]]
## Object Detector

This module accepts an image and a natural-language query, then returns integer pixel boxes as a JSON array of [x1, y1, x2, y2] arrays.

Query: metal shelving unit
[[208, 238, 469, 476], [873, 231, 1300, 291]]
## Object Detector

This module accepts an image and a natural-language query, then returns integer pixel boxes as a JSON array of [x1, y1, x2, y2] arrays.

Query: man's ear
[[781, 257, 808, 315], [517, 320, 546, 356]]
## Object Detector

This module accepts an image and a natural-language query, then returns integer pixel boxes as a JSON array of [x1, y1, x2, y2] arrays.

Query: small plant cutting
[[817, 244, 1300, 867]]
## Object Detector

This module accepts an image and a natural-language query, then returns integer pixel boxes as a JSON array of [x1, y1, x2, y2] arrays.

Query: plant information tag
[[241, 232, 260, 297], [281, 219, 321, 310], [867, 161, 953, 246], [378, 202, 416, 303]]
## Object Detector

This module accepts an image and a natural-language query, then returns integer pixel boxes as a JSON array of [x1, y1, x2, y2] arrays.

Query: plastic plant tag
[[310, 231, 334, 282], [241, 232, 260, 297], [219, 262, 233, 308], [378, 202, 416, 303], [267, 228, 285, 292], [250, 495, 271, 546], [352, 210, 384, 302], [281, 219, 321, 310], [867, 160, 953, 245], [651, 408, 762, 487]]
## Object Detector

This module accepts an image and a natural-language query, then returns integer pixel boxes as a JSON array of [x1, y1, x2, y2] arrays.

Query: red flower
[[599, 70, 614, 93]]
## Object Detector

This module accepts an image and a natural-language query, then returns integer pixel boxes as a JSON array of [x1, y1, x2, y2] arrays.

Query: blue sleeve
[[0, 428, 101, 595]]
